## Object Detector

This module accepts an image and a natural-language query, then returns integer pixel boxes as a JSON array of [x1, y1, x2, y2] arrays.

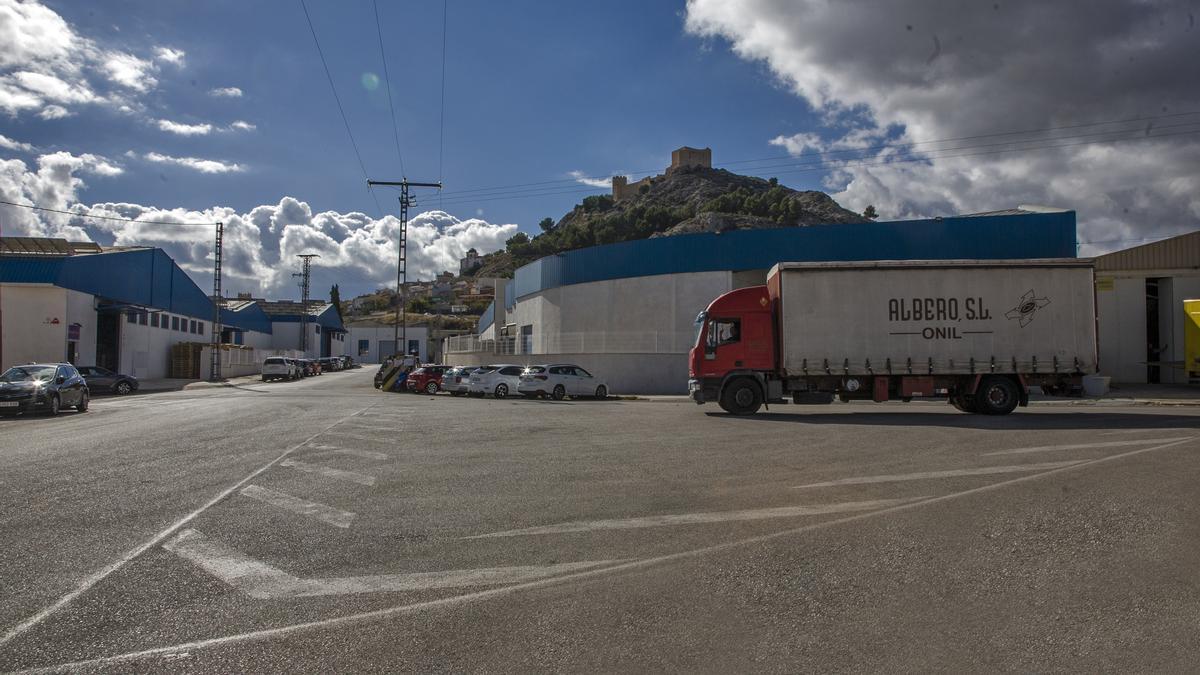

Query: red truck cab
[[688, 285, 776, 410]]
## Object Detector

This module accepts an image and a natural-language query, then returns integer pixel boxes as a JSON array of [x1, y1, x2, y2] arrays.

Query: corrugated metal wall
[[1095, 230, 1200, 272], [511, 211, 1076, 301]]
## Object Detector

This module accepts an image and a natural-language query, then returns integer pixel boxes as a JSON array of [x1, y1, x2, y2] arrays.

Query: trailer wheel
[[719, 377, 762, 415], [950, 393, 977, 413], [976, 376, 1019, 415]]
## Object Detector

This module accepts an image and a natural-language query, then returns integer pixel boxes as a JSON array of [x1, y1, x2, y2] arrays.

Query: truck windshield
[[693, 311, 707, 346]]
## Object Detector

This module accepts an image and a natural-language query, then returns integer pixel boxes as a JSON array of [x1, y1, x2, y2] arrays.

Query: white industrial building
[[447, 209, 1082, 393], [344, 321, 429, 364], [1094, 231, 1200, 384], [0, 237, 345, 379]]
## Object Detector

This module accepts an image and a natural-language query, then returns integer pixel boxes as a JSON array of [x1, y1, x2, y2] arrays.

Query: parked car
[[320, 357, 342, 372], [406, 365, 450, 394], [262, 356, 297, 381], [518, 364, 609, 400], [76, 365, 139, 395], [340, 355, 358, 369], [0, 363, 89, 415], [442, 366, 474, 396], [468, 364, 524, 399]]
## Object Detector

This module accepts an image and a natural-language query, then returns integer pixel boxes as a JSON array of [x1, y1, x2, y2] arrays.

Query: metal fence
[[444, 331, 695, 356]]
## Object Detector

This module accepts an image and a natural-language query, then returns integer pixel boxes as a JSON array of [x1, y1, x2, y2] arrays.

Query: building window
[[198, 322, 204, 335], [127, 312, 137, 324], [190, 320, 197, 333], [171, 316, 180, 331], [151, 313, 159, 328], [358, 339, 369, 357], [162, 315, 169, 330], [407, 339, 420, 355], [138, 312, 148, 325]]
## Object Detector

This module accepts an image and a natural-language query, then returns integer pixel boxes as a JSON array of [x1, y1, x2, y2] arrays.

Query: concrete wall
[[445, 351, 688, 395], [118, 310, 211, 379], [510, 270, 732, 355], [1, 284, 69, 371], [1096, 276, 1148, 383]]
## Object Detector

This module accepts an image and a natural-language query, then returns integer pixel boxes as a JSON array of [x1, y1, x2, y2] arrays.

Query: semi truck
[[688, 259, 1097, 415]]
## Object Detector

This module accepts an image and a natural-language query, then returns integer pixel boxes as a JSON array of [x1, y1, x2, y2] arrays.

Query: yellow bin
[[1186, 299, 1200, 379]]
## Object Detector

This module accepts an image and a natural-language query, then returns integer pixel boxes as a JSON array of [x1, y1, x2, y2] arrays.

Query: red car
[[406, 365, 450, 394]]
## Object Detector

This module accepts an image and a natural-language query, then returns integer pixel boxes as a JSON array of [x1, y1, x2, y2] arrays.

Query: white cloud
[[156, 118, 213, 135], [38, 103, 69, 119], [0, 133, 35, 152], [568, 170, 612, 189], [102, 52, 156, 92], [153, 46, 185, 66], [228, 120, 255, 131], [0, 153, 518, 296], [685, 0, 1200, 254], [768, 132, 824, 156], [142, 152, 243, 174], [209, 86, 242, 98], [0, 0, 182, 116]]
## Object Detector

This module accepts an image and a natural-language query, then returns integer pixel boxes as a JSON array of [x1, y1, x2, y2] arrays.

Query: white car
[[262, 356, 297, 381], [442, 366, 474, 396], [468, 364, 524, 399], [518, 364, 608, 400]]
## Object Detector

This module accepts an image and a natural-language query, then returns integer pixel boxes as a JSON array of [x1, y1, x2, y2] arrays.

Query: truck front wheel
[[720, 377, 762, 415], [975, 376, 1020, 415]]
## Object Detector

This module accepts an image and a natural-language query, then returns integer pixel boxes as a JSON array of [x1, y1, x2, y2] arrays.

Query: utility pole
[[209, 221, 224, 382], [293, 253, 320, 355], [366, 179, 441, 359]]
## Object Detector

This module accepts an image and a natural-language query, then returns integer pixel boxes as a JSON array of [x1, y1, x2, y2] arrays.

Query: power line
[[430, 124, 1200, 208], [373, 0, 406, 179], [437, 0, 449, 208], [431, 109, 1200, 199], [0, 199, 217, 226], [300, 0, 385, 218]]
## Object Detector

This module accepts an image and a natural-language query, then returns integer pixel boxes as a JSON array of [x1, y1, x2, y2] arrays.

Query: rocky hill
[[473, 165, 866, 277]]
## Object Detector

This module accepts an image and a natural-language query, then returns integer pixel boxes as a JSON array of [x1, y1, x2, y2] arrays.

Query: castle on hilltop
[[612, 146, 712, 201]]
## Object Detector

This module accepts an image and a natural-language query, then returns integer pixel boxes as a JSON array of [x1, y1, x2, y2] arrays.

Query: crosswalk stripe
[[163, 529, 620, 598], [306, 445, 388, 460], [239, 485, 355, 528], [280, 459, 377, 486], [464, 497, 924, 538]]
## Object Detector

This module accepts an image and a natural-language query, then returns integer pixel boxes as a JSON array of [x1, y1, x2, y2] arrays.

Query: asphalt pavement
[[1, 369, 1198, 673]]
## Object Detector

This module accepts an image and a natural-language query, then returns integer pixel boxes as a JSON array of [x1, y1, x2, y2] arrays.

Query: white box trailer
[[687, 259, 1097, 415], [775, 259, 1097, 377]]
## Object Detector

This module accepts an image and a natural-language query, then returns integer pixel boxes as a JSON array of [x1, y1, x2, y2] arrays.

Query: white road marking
[[163, 529, 621, 599], [306, 444, 388, 461], [0, 403, 382, 650], [986, 437, 1192, 455], [329, 432, 397, 444], [792, 461, 1083, 488], [29, 436, 1200, 672], [280, 459, 377, 486], [239, 485, 355, 528], [465, 497, 924, 538]]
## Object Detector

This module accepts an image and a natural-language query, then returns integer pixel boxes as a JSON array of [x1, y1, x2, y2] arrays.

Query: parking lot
[[1, 367, 1198, 672]]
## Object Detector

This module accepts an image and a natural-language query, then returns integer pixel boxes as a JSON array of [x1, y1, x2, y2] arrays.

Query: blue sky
[[2, 0, 1196, 298], [8, 0, 824, 227]]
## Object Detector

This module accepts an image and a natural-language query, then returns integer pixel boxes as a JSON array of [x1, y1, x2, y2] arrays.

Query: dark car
[[76, 366, 139, 395], [406, 365, 449, 394], [0, 363, 89, 416]]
